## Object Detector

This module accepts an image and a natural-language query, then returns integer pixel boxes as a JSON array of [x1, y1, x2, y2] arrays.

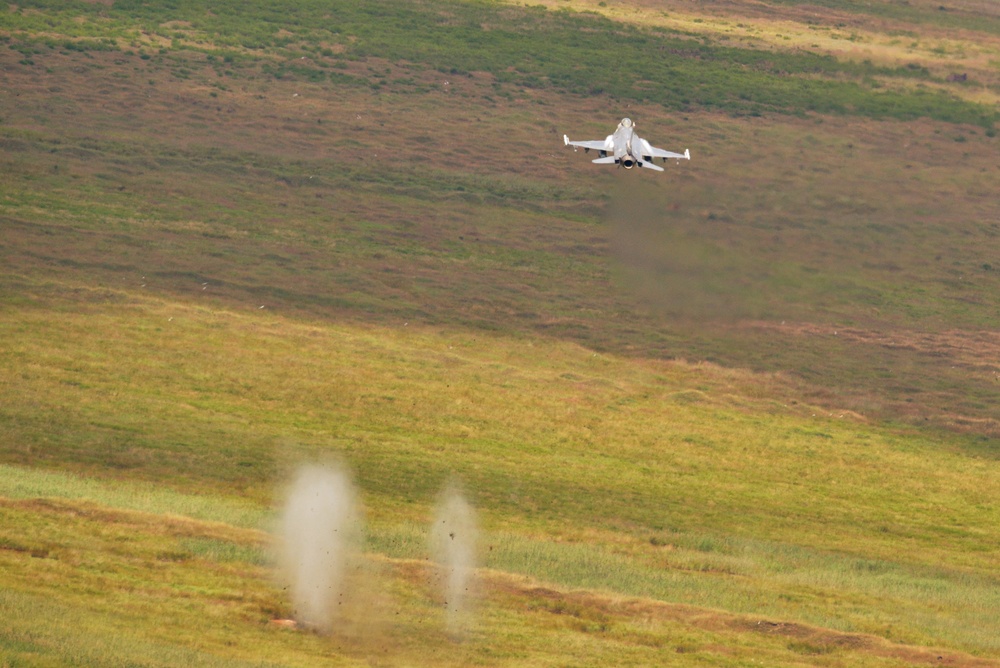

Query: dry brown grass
[[739, 320, 1000, 434], [513, 0, 1000, 104], [4, 38, 1000, 436]]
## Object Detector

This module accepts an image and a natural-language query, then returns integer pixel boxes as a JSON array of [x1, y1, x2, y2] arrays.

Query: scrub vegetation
[[1, 0, 998, 665], [2, 0, 997, 126]]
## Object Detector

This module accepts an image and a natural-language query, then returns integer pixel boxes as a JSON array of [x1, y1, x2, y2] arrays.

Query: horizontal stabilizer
[[639, 160, 664, 172], [591, 156, 617, 165]]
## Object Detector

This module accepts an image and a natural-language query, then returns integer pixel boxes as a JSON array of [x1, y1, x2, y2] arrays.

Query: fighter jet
[[563, 118, 690, 172]]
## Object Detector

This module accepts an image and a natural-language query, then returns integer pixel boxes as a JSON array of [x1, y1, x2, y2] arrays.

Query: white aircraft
[[563, 118, 690, 172]]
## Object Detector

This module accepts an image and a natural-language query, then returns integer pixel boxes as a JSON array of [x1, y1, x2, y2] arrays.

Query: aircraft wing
[[639, 138, 690, 161], [564, 134, 613, 151], [648, 147, 690, 160]]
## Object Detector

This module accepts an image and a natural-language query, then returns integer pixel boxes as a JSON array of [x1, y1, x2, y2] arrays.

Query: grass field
[[2, 0, 999, 665]]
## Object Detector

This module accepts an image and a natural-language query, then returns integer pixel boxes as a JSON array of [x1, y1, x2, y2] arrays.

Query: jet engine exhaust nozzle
[[621, 157, 636, 169]]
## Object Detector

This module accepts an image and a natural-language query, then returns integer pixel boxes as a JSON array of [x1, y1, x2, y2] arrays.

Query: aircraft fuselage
[[611, 120, 639, 168]]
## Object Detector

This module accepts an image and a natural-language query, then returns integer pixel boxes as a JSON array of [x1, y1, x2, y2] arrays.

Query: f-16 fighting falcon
[[563, 118, 690, 172]]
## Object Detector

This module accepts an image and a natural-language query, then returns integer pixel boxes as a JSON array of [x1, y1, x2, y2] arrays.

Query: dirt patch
[[738, 617, 999, 666], [0, 496, 262, 545], [485, 569, 999, 666]]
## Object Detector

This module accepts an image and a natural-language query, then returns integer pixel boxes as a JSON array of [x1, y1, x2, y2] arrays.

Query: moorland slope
[[1, 0, 998, 665]]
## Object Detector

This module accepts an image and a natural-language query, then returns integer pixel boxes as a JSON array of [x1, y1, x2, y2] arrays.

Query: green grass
[[0, 464, 267, 529], [1, 455, 997, 663], [10, 446, 987, 649], [0, 589, 283, 668], [0, 289, 998, 662]]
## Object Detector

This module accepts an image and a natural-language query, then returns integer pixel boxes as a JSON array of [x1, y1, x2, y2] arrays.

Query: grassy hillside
[[2, 292, 998, 665], [1, 0, 999, 665], [3, 0, 1000, 434]]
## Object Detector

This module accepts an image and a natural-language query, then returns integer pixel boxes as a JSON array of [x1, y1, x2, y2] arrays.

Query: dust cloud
[[276, 464, 364, 634], [275, 467, 481, 641], [430, 484, 479, 638]]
